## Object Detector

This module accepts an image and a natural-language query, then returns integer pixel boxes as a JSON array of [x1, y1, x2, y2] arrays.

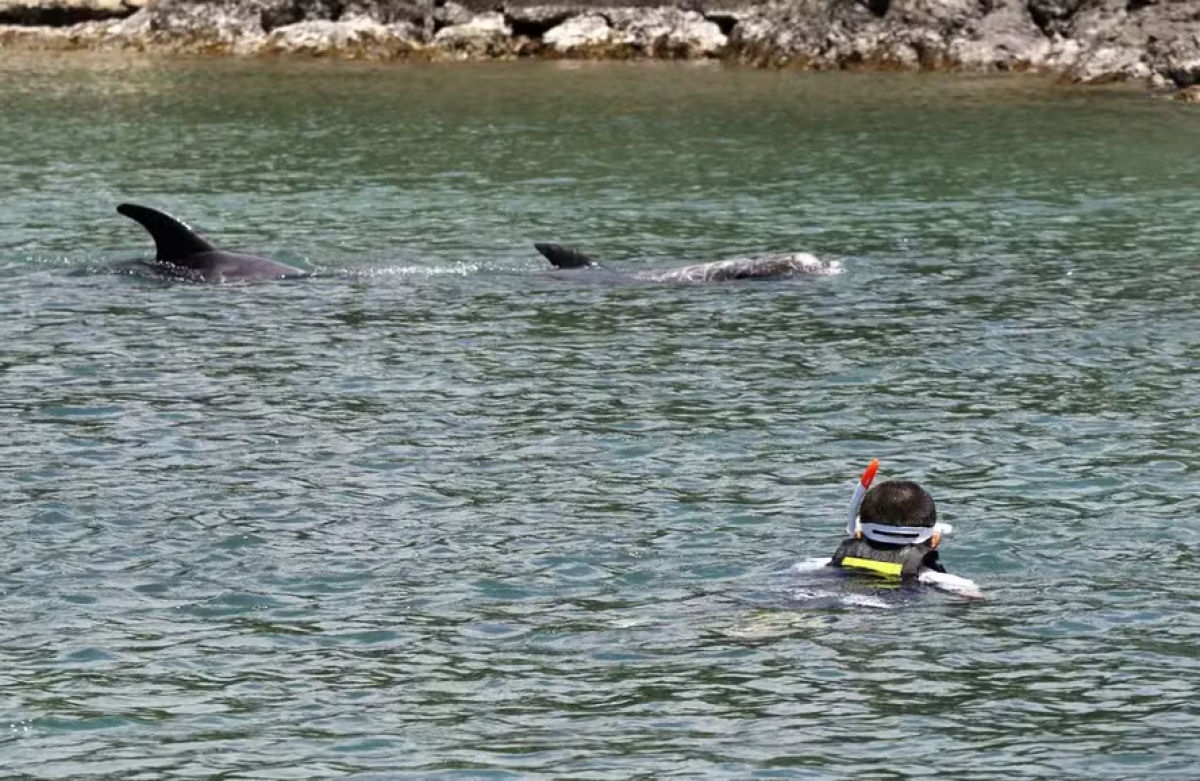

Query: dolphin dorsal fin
[[117, 203, 217, 263], [534, 243, 603, 270]]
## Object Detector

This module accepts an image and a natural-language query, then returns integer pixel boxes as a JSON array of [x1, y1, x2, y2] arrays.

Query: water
[[2, 52, 1198, 777]]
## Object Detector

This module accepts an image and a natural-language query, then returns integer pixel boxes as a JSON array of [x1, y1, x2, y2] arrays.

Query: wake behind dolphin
[[534, 243, 840, 283], [115, 203, 308, 283]]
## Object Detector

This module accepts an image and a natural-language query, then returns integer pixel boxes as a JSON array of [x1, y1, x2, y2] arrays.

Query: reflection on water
[[1, 53, 1198, 777]]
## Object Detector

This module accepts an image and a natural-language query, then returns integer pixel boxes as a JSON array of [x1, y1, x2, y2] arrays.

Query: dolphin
[[114, 203, 308, 283], [533, 243, 839, 283]]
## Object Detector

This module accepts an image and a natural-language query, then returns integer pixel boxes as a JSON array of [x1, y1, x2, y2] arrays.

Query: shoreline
[[1, 0, 1199, 100]]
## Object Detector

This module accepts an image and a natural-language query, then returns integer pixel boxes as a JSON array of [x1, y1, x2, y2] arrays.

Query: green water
[[1, 52, 1198, 777]]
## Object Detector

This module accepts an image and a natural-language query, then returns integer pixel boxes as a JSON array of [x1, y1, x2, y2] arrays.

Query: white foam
[[918, 569, 984, 600], [787, 587, 896, 610], [791, 556, 834, 573], [841, 593, 896, 609]]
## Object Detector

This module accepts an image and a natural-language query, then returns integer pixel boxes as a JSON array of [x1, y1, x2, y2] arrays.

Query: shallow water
[[1, 53, 1198, 777]]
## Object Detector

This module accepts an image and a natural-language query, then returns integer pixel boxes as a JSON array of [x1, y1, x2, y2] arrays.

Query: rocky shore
[[1, 0, 1198, 93]]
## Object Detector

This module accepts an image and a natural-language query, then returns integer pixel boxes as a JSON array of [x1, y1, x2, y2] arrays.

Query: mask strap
[[858, 522, 953, 546]]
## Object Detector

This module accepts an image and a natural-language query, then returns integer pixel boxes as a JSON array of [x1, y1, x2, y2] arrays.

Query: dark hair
[[860, 480, 937, 528]]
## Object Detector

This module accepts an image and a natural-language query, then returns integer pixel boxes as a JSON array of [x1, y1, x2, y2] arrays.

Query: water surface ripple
[[1, 55, 1198, 778]]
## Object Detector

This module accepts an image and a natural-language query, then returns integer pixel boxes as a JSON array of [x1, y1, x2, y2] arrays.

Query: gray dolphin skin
[[116, 203, 308, 283], [534, 243, 839, 283]]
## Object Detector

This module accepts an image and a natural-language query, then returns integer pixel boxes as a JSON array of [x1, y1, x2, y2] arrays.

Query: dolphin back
[[117, 203, 217, 263], [639, 253, 837, 283], [534, 243, 603, 270]]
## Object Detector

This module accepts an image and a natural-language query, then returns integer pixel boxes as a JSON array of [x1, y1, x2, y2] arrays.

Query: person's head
[[860, 480, 937, 529]]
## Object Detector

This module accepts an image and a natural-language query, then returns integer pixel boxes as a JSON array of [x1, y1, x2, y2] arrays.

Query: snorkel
[[845, 458, 879, 536], [845, 459, 953, 545]]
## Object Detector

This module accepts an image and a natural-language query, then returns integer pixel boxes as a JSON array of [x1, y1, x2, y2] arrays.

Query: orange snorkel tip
[[860, 458, 879, 489]]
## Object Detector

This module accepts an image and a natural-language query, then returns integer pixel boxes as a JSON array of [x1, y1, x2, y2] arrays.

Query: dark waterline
[[1, 54, 1198, 777]]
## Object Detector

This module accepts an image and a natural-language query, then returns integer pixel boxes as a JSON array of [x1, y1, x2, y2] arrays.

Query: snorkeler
[[787, 460, 980, 600], [830, 460, 954, 580]]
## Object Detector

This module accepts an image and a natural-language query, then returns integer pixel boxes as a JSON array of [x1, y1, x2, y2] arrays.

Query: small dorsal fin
[[117, 203, 217, 263], [534, 243, 602, 270]]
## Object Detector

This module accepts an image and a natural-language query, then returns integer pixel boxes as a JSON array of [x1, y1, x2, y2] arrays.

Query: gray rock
[[1143, 17, 1200, 87], [543, 12, 611, 51], [1, 0, 1198, 88], [949, 1, 1052, 72], [506, 4, 578, 26], [1060, 0, 1200, 85], [340, 0, 425, 26], [432, 10, 512, 56], [126, 0, 265, 52], [606, 8, 726, 57], [1170, 83, 1200, 101], [259, 17, 421, 56], [435, 0, 474, 26]]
